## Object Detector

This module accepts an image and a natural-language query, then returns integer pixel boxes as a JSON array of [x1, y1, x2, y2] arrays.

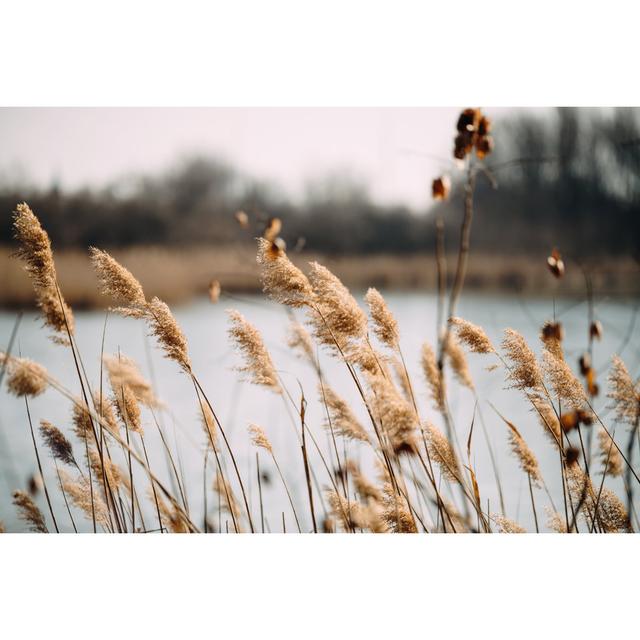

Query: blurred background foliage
[[1, 108, 638, 260]]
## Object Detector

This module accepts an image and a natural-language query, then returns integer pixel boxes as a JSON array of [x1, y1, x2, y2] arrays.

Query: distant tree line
[[1, 108, 638, 259]]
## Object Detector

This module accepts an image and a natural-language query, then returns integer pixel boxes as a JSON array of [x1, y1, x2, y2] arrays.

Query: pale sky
[[0, 107, 519, 209]]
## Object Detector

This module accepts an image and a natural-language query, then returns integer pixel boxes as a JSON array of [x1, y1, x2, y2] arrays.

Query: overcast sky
[[0, 107, 521, 209]]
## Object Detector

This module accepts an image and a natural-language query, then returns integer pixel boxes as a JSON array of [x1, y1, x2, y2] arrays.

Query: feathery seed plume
[[39, 420, 75, 466], [227, 310, 281, 392], [60, 469, 110, 528], [492, 514, 526, 533], [256, 237, 313, 308], [597, 428, 623, 477], [248, 423, 273, 454], [421, 342, 445, 412], [444, 333, 474, 389], [423, 422, 460, 483], [146, 297, 192, 372], [12, 203, 75, 340], [451, 317, 494, 354], [320, 384, 369, 443], [307, 261, 367, 348], [365, 288, 399, 349], [607, 355, 639, 425], [90, 248, 146, 308], [501, 329, 544, 392], [543, 349, 587, 409], [1, 354, 48, 397], [12, 490, 48, 533]]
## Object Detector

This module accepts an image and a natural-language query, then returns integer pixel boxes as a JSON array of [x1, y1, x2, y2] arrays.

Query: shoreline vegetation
[[2, 246, 638, 309], [1, 108, 638, 534]]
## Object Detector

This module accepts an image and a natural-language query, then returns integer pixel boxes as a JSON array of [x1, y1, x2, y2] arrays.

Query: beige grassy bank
[[1, 245, 637, 308]]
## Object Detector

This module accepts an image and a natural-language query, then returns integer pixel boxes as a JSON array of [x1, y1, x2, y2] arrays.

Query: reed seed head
[[89, 247, 146, 308], [451, 317, 494, 354], [492, 514, 526, 533], [12, 202, 75, 339], [307, 261, 367, 347], [256, 237, 313, 308], [365, 288, 399, 349], [103, 354, 158, 407], [597, 428, 623, 477], [227, 310, 281, 393], [146, 297, 191, 372], [421, 342, 445, 412], [444, 333, 474, 390], [423, 422, 460, 483], [607, 355, 639, 425], [12, 490, 48, 533], [501, 329, 544, 392], [320, 384, 369, 443], [543, 349, 587, 410], [39, 420, 75, 466], [248, 423, 273, 454], [1, 354, 48, 397]]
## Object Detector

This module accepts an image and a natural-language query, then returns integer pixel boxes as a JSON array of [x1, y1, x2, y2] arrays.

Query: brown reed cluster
[[4, 109, 637, 536]]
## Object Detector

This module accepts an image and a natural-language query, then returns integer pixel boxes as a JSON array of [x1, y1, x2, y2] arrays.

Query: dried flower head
[[432, 175, 451, 201], [59, 469, 110, 529], [103, 354, 157, 407], [365, 288, 399, 349], [421, 342, 445, 412], [154, 492, 190, 533], [307, 262, 367, 347], [501, 329, 544, 392], [199, 401, 218, 450], [257, 237, 313, 308], [597, 428, 623, 477], [451, 317, 494, 354], [541, 320, 564, 360], [531, 396, 561, 446], [90, 247, 146, 308], [501, 416, 542, 485], [326, 490, 365, 532], [144, 297, 191, 372], [320, 384, 369, 443], [369, 375, 418, 454], [13, 490, 48, 533], [12, 203, 75, 339], [227, 310, 281, 392], [607, 355, 639, 425], [287, 319, 316, 365], [444, 333, 474, 390], [111, 382, 142, 433], [248, 423, 273, 454], [545, 508, 568, 533], [423, 422, 460, 483], [543, 349, 587, 410], [39, 420, 75, 466], [492, 514, 526, 533], [1, 354, 48, 397], [380, 483, 417, 533], [345, 460, 382, 503]]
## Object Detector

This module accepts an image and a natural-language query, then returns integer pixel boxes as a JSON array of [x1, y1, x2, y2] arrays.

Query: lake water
[[1, 291, 638, 532]]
